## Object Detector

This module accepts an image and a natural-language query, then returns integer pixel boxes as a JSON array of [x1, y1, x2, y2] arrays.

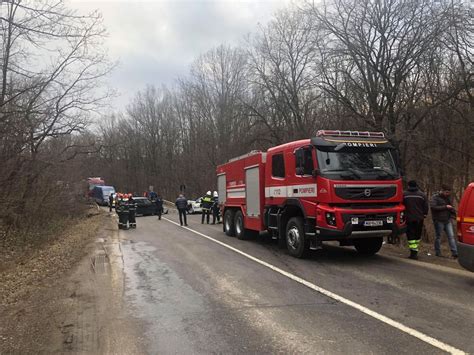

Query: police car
[[187, 197, 203, 214]]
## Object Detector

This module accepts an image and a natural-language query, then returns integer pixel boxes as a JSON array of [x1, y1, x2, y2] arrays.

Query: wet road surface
[[116, 210, 474, 354]]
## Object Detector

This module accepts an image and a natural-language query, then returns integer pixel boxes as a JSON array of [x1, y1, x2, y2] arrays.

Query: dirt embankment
[[0, 208, 105, 353], [1, 208, 145, 354]]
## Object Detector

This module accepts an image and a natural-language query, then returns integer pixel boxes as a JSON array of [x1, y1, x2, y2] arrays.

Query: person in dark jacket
[[430, 184, 458, 258], [116, 194, 129, 230], [109, 193, 114, 212], [211, 191, 220, 224], [155, 195, 163, 220], [403, 180, 429, 260], [175, 194, 188, 226], [201, 191, 213, 224]]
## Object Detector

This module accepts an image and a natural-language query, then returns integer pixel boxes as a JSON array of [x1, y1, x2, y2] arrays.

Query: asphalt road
[[117, 210, 474, 354]]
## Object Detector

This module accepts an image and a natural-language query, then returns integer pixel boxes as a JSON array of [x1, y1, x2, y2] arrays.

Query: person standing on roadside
[[403, 180, 429, 260], [128, 195, 137, 229], [211, 191, 220, 224], [430, 184, 458, 258], [175, 193, 188, 226], [109, 193, 114, 212], [155, 195, 164, 220], [201, 191, 213, 224], [116, 194, 129, 230]]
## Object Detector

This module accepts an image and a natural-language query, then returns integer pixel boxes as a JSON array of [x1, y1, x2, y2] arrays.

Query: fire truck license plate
[[364, 220, 383, 227]]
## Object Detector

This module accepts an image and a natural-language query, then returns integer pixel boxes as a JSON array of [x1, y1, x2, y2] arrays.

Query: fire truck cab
[[217, 130, 406, 258]]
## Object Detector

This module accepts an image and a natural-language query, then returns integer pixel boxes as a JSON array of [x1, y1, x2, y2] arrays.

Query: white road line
[[163, 217, 465, 355]]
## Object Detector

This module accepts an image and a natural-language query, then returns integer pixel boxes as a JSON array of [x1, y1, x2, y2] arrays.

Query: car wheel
[[224, 209, 235, 237]]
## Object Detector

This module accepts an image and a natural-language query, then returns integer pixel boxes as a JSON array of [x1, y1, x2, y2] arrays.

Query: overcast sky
[[70, 0, 294, 111]]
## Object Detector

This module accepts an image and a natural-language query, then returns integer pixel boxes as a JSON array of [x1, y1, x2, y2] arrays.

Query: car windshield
[[316, 148, 399, 180]]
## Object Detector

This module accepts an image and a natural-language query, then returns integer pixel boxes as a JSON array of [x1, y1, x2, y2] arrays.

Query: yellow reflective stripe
[[463, 217, 474, 223]]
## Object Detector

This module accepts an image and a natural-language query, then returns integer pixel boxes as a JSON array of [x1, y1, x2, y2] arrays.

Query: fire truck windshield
[[316, 148, 399, 180]]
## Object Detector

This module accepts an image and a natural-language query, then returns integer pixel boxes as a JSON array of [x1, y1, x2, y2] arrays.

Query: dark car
[[134, 197, 169, 216]]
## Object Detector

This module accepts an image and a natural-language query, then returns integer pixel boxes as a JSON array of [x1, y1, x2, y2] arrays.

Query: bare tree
[[308, 0, 454, 139], [0, 0, 113, 225], [247, 8, 323, 143]]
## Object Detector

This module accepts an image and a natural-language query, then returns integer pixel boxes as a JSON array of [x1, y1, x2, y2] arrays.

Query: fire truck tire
[[286, 217, 310, 258], [353, 237, 383, 255], [234, 210, 246, 240], [224, 209, 236, 237]]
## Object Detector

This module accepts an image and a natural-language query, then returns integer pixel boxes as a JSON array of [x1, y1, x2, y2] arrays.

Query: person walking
[[403, 180, 429, 260], [175, 193, 188, 226], [155, 195, 164, 220], [201, 191, 213, 224], [430, 184, 458, 258], [211, 191, 220, 224]]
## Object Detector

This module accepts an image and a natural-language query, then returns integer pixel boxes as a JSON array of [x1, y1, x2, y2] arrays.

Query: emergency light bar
[[316, 130, 385, 138]]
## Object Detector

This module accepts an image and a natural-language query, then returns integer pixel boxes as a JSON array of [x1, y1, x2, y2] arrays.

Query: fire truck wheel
[[234, 210, 246, 240], [286, 217, 310, 258], [353, 237, 383, 256], [224, 209, 236, 237]]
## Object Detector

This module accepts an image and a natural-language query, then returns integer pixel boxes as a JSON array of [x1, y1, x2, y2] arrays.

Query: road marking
[[163, 217, 465, 355]]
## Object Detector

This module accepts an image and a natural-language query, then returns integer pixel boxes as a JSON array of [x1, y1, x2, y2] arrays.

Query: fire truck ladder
[[267, 207, 281, 240]]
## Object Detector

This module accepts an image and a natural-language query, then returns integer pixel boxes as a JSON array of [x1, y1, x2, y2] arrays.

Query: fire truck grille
[[334, 185, 397, 200], [335, 203, 399, 209]]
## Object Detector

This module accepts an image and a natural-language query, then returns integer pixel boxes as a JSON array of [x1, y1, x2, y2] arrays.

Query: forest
[[0, 0, 472, 242]]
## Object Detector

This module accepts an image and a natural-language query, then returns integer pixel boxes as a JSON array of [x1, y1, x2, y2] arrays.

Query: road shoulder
[[0, 210, 144, 354]]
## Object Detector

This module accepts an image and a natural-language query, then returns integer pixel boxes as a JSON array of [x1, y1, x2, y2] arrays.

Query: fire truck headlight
[[325, 212, 337, 226]]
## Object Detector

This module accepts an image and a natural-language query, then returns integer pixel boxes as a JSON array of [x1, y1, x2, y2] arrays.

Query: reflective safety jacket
[[128, 199, 137, 212], [201, 195, 213, 211], [116, 200, 129, 214]]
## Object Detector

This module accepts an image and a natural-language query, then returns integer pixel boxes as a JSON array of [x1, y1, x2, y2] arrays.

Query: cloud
[[69, 0, 294, 111]]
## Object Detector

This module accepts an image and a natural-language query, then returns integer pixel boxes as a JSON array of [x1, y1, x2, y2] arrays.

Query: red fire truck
[[216, 130, 406, 258]]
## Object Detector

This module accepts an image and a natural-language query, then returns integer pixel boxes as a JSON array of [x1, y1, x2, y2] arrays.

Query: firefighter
[[403, 180, 429, 260], [128, 195, 137, 228], [201, 191, 213, 224], [211, 191, 220, 224], [116, 194, 129, 230], [155, 195, 164, 220], [115, 193, 122, 228]]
